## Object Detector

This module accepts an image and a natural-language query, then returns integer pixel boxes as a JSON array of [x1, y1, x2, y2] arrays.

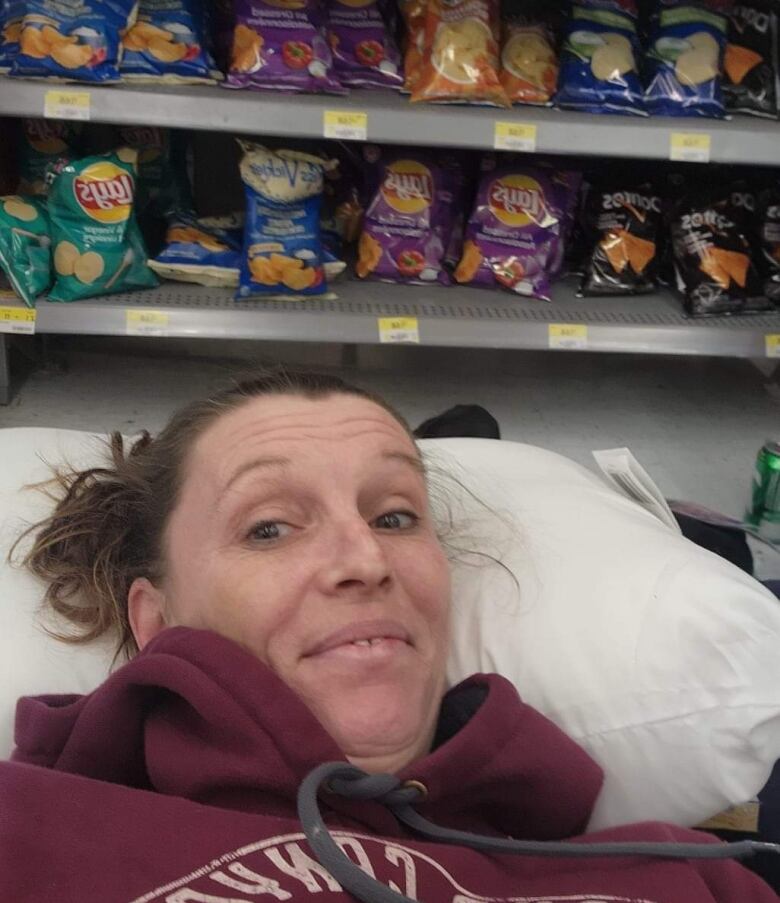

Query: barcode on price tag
[[378, 316, 420, 344], [494, 122, 537, 153], [44, 90, 91, 121], [766, 334, 780, 358], [323, 111, 368, 141], [0, 306, 36, 335], [549, 323, 588, 350], [126, 309, 170, 337], [669, 132, 711, 163]]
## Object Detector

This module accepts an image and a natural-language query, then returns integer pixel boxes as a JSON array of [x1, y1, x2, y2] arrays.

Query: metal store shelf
[[3, 79, 780, 164], [32, 279, 780, 357]]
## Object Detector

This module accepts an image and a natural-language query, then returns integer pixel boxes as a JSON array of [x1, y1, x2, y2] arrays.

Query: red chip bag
[[500, 18, 558, 106]]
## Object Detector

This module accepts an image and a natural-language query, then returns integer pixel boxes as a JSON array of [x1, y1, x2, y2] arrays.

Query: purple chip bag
[[328, 0, 403, 89], [356, 147, 459, 286], [455, 161, 576, 301], [226, 0, 342, 94]]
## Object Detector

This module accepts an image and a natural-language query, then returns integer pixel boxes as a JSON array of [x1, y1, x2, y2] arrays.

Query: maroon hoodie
[[0, 627, 776, 902]]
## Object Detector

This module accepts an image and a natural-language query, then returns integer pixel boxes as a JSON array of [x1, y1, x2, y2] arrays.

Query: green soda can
[[746, 441, 780, 544]]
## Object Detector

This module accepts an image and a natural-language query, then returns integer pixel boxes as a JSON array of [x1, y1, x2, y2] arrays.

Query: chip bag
[[356, 146, 460, 285], [149, 212, 242, 287], [115, 126, 192, 220], [723, 0, 778, 118], [500, 15, 558, 106], [755, 182, 780, 305], [11, 0, 136, 82], [0, 195, 51, 306], [226, 0, 342, 94], [556, 0, 645, 115], [454, 159, 580, 301], [411, 0, 509, 106], [0, 0, 23, 72], [47, 148, 158, 302], [670, 184, 764, 316], [579, 182, 662, 295], [120, 0, 221, 84], [17, 117, 79, 196], [644, 2, 728, 117], [399, 0, 425, 93], [237, 142, 329, 299], [328, 0, 403, 89]]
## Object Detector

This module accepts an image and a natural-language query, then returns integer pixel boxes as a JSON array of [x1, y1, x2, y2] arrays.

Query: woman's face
[[129, 393, 452, 772]]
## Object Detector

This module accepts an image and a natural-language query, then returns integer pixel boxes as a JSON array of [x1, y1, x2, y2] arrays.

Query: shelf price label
[[378, 316, 420, 344], [494, 122, 537, 153], [766, 334, 780, 358], [44, 90, 91, 121], [669, 132, 711, 163], [549, 323, 588, 350], [0, 306, 36, 335], [126, 309, 170, 337], [323, 111, 368, 141]]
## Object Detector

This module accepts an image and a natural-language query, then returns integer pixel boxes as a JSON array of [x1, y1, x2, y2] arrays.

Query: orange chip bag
[[500, 19, 558, 106], [400, 0, 426, 93], [411, 0, 509, 106]]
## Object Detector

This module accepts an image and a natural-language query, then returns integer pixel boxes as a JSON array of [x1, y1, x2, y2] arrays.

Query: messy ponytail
[[10, 366, 417, 663]]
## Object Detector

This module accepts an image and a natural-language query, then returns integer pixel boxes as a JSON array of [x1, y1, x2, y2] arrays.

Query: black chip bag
[[756, 181, 780, 305], [723, 1, 778, 118], [670, 184, 765, 316], [580, 182, 662, 296]]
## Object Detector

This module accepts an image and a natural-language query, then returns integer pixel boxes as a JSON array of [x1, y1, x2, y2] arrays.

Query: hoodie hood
[[12, 626, 602, 839]]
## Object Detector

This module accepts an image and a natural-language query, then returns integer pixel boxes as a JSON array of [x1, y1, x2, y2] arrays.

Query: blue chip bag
[[237, 142, 330, 300], [11, 0, 136, 82], [644, 1, 728, 117], [149, 212, 242, 287], [0, 0, 23, 72], [120, 0, 221, 84], [556, 0, 645, 115]]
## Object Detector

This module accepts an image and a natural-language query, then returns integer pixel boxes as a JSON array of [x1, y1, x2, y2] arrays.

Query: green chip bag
[[0, 195, 52, 307], [18, 118, 80, 197], [47, 148, 159, 303]]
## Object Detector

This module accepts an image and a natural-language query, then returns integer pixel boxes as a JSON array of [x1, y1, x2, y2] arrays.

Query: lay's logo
[[489, 175, 547, 228], [381, 160, 433, 215], [73, 162, 135, 224]]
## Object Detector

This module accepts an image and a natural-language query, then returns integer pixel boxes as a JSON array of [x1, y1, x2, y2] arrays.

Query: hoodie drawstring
[[297, 762, 780, 903]]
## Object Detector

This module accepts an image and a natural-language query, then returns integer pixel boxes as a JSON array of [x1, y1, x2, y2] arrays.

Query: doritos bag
[[670, 183, 765, 316], [47, 148, 158, 302], [411, 0, 509, 106], [723, 1, 778, 118], [149, 212, 242, 287], [120, 0, 222, 84], [644, 1, 728, 117], [556, 0, 645, 115], [11, 0, 136, 82], [0, 0, 23, 72], [226, 0, 342, 94], [356, 146, 460, 285], [756, 182, 780, 305], [454, 159, 580, 301], [328, 0, 403, 89], [500, 13, 558, 106], [17, 118, 79, 196], [0, 195, 51, 306], [580, 182, 662, 296], [237, 142, 329, 299]]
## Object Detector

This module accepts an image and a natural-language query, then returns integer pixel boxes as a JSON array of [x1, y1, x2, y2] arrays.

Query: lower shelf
[[26, 278, 780, 358]]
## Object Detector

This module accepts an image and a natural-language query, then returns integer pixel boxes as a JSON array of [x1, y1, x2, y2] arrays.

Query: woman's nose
[[319, 516, 392, 595]]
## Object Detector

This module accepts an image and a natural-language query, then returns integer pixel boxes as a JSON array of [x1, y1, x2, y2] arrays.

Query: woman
[[1, 366, 777, 902]]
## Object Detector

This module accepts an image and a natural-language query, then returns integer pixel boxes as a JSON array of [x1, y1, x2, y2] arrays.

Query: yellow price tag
[[44, 90, 91, 121], [378, 316, 420, 344], [0, 306, 36, 335], [323, 111, 368, 141], [766, 334, 780, 359], [549, 323, 588, 350], [669, 132, 711, 163], [126, 309, 170, 337], [493, 122, 537, 153]]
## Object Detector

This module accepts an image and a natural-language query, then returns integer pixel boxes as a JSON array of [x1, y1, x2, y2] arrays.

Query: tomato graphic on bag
[[396, 249, 425, 277], [355, 39, 383, 67], [282, 40, 313, 69]]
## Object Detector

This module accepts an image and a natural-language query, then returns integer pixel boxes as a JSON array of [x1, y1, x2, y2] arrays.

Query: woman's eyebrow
[[222, 457, 290, 494], [381, 450, 426, 476]]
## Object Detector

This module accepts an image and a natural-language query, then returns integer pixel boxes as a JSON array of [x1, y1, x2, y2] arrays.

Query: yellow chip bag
[[411, 0, 509, 106]]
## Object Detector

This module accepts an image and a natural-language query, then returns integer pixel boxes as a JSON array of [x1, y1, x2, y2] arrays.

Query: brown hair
[[10, 366, 421, 663]]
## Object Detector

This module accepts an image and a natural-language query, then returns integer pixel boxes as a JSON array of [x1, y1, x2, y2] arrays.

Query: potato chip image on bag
[[0, 195, 51, 306], [644, 2, 728, 117], [46, 149, 158, 302], [722, 1, 778, 118], [149, 212, 242, 287], [0, 0, 24, 72], [411, 0, 509, 106], [10, 0, 136, 82], [500, 17, 558, 106], [120, 0, 222, 84], [237, 141, 329, 299]]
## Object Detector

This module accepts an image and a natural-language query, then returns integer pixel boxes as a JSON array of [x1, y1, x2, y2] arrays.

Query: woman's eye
[[247, 521, 291, 543], [374, 511, 419, 530]]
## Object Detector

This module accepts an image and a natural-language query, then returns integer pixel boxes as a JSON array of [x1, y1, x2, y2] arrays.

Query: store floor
[[2, 336, 778, 520]]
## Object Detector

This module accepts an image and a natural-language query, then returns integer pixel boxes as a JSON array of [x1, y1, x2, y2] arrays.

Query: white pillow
[[1, 428, 779, 833]]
